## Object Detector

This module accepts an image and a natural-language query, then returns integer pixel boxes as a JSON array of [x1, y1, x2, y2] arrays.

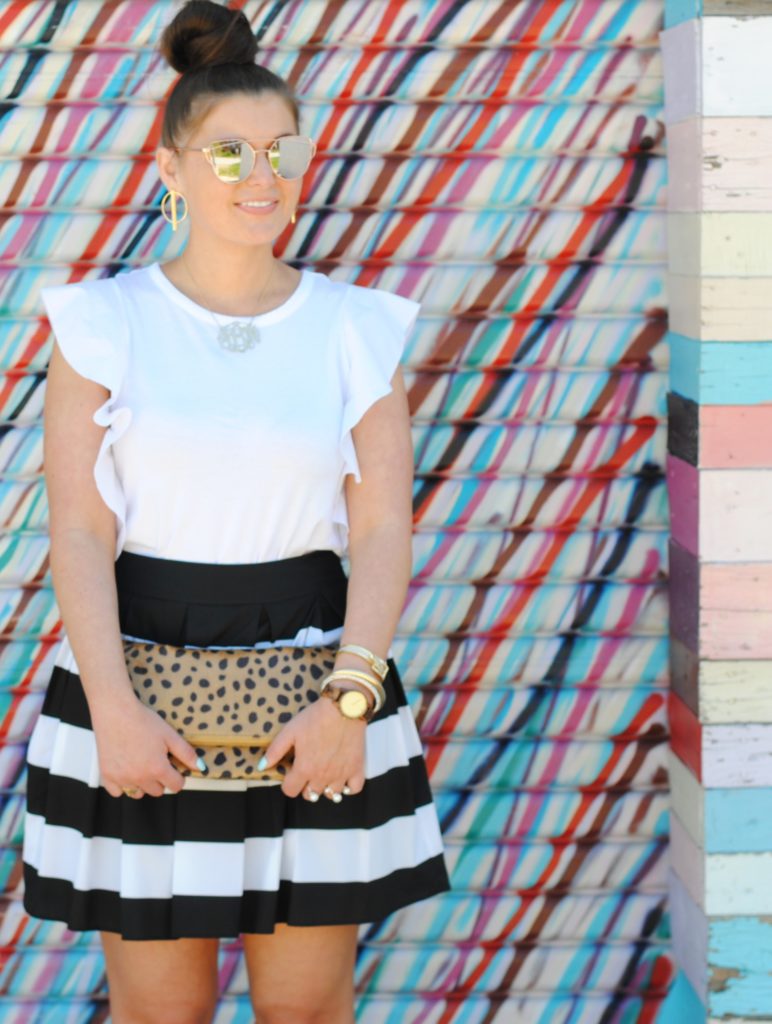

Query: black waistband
[[113, 550, 349, 646], [114, 549, 347, 605]]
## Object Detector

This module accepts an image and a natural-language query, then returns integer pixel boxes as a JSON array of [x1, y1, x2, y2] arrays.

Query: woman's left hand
[[259, 695, 367, 801]]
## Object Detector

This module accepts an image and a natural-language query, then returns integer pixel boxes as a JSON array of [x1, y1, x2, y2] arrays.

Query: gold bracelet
[[337, 643, 389, 681], [321, 670, 385, 712]]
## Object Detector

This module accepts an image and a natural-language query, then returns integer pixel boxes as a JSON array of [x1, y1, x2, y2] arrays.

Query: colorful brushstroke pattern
[[0, 1, 671, 1021]]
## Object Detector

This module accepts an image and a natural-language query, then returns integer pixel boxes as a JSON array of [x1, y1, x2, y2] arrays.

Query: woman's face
[[157, 90, 304, 246]]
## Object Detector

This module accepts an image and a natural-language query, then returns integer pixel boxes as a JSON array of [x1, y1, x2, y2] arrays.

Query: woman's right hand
[[89, 692, 205, 798]]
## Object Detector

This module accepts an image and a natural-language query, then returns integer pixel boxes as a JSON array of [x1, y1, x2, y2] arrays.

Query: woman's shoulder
[[40, 271, 131, 346], [310, 271, 421, 327], [40, 270, 125, 310], [40, 273, 131, 394], [336, 278, 421, 346]]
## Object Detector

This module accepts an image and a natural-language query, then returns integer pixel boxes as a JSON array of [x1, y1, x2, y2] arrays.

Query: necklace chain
[[181, 255, 275, 353]]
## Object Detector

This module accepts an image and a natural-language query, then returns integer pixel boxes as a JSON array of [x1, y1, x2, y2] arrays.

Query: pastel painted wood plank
[[707, 852, 772, 915], [668, 117, 772, 212], [669, 867, 708, 1004], [702, 606, 772, 660], [701, 404, 772, 468], [669, 689, 703, 780], [669, 335, 772, 406], [669, 747, 704, 850], [705, 786, 772, 852], [668, 540, 699, 651], [709, 917, 772, 1019], [702, 563, 772, 614], [706, 0, 772, 12], [670, 636, 699, 714], [701, 471, 772, 563], [661, 20, 700, 125], [667, 392, 697, 467], [703, 18, 772, 117], [669, 275, 772, 342], [669, 811, 705, 910], [669, 213, 772, 276], [703, 723, 772, 787], [666, 454, 698, 554], [701, 563, 772, 665], [701, 659, 772, 724], [703, 118, 772, 212]]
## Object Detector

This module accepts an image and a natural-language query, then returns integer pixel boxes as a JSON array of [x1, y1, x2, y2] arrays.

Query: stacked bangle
[[336, 643, 388, 681], [321, 669, 386, 714]]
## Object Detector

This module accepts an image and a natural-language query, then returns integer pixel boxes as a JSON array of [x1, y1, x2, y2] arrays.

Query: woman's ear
[[155, 146, 180, 193]]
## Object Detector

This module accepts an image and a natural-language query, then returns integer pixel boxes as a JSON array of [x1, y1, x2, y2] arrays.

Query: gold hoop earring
[[161, 189, 189, 232], [291, 210, 296, 224]]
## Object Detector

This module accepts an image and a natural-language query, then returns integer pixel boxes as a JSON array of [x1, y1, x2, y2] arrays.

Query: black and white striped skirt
[[22, 548, 451, 939]]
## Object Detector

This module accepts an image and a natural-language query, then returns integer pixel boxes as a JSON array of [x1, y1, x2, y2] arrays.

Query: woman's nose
[[244, 148, 277, 185]]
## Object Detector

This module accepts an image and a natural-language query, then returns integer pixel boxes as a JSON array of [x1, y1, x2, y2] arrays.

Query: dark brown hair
[[158, 1, 300, 148]]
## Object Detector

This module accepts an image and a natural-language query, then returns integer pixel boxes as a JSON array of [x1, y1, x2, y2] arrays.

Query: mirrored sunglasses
[[175, 135, 316, 183]]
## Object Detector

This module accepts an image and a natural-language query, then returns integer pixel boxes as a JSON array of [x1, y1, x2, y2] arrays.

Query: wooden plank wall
[[662, 1, 772, 1020], [1, 1, 679, 1020]]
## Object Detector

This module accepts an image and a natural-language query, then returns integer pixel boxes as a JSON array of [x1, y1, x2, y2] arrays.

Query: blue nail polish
[[196, 756, 208, 773], [257, 755, 268, 771]]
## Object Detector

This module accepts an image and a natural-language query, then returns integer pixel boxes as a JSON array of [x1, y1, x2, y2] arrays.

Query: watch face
[[339, 688, 368, 717]]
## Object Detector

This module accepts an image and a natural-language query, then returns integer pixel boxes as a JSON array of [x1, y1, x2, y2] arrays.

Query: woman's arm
[[333, 363, 414, 685], [264, 365, 414, 799], [44, 341, 136, 712], [44, 341, 200, 796]]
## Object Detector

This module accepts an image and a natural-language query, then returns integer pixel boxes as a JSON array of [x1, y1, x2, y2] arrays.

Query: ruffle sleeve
[[40, 277, 132, 560], [338, 282, 421, 485]]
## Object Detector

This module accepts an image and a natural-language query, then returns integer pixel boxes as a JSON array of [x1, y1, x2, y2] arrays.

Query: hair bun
[[160, 1, 258, 75]]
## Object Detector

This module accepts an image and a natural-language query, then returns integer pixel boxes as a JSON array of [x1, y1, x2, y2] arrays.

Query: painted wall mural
[[0, 1, 673, 1020]]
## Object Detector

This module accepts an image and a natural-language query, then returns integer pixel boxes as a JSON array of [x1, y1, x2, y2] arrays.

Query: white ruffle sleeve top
[[40, 262, 421, 564]]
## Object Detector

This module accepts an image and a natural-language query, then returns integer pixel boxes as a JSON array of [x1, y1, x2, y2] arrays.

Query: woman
[[21, 2, 451, 1020]]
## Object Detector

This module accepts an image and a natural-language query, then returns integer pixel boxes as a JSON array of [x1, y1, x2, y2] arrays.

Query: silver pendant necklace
[[181, 254, 275, 353]]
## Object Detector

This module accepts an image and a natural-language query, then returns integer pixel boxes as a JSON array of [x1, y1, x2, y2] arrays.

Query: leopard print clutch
[[123, 640, 339, 782]]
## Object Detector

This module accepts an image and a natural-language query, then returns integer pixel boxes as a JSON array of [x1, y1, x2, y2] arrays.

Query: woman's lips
[[236, 200, 279, 216]]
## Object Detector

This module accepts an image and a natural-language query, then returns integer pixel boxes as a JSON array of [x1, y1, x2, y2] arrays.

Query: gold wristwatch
[[320, 684, 375, 723]]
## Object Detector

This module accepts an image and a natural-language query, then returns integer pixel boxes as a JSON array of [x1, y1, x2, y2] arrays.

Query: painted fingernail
[[257, 755, 268, 771], [196, 756, 208, 773]]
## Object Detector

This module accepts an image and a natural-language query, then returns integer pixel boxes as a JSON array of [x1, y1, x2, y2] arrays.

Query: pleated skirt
[[22, 548, 451, 939]]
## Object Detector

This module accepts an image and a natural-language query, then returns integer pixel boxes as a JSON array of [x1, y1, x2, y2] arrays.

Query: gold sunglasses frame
[[171, 135, 317, 183]]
